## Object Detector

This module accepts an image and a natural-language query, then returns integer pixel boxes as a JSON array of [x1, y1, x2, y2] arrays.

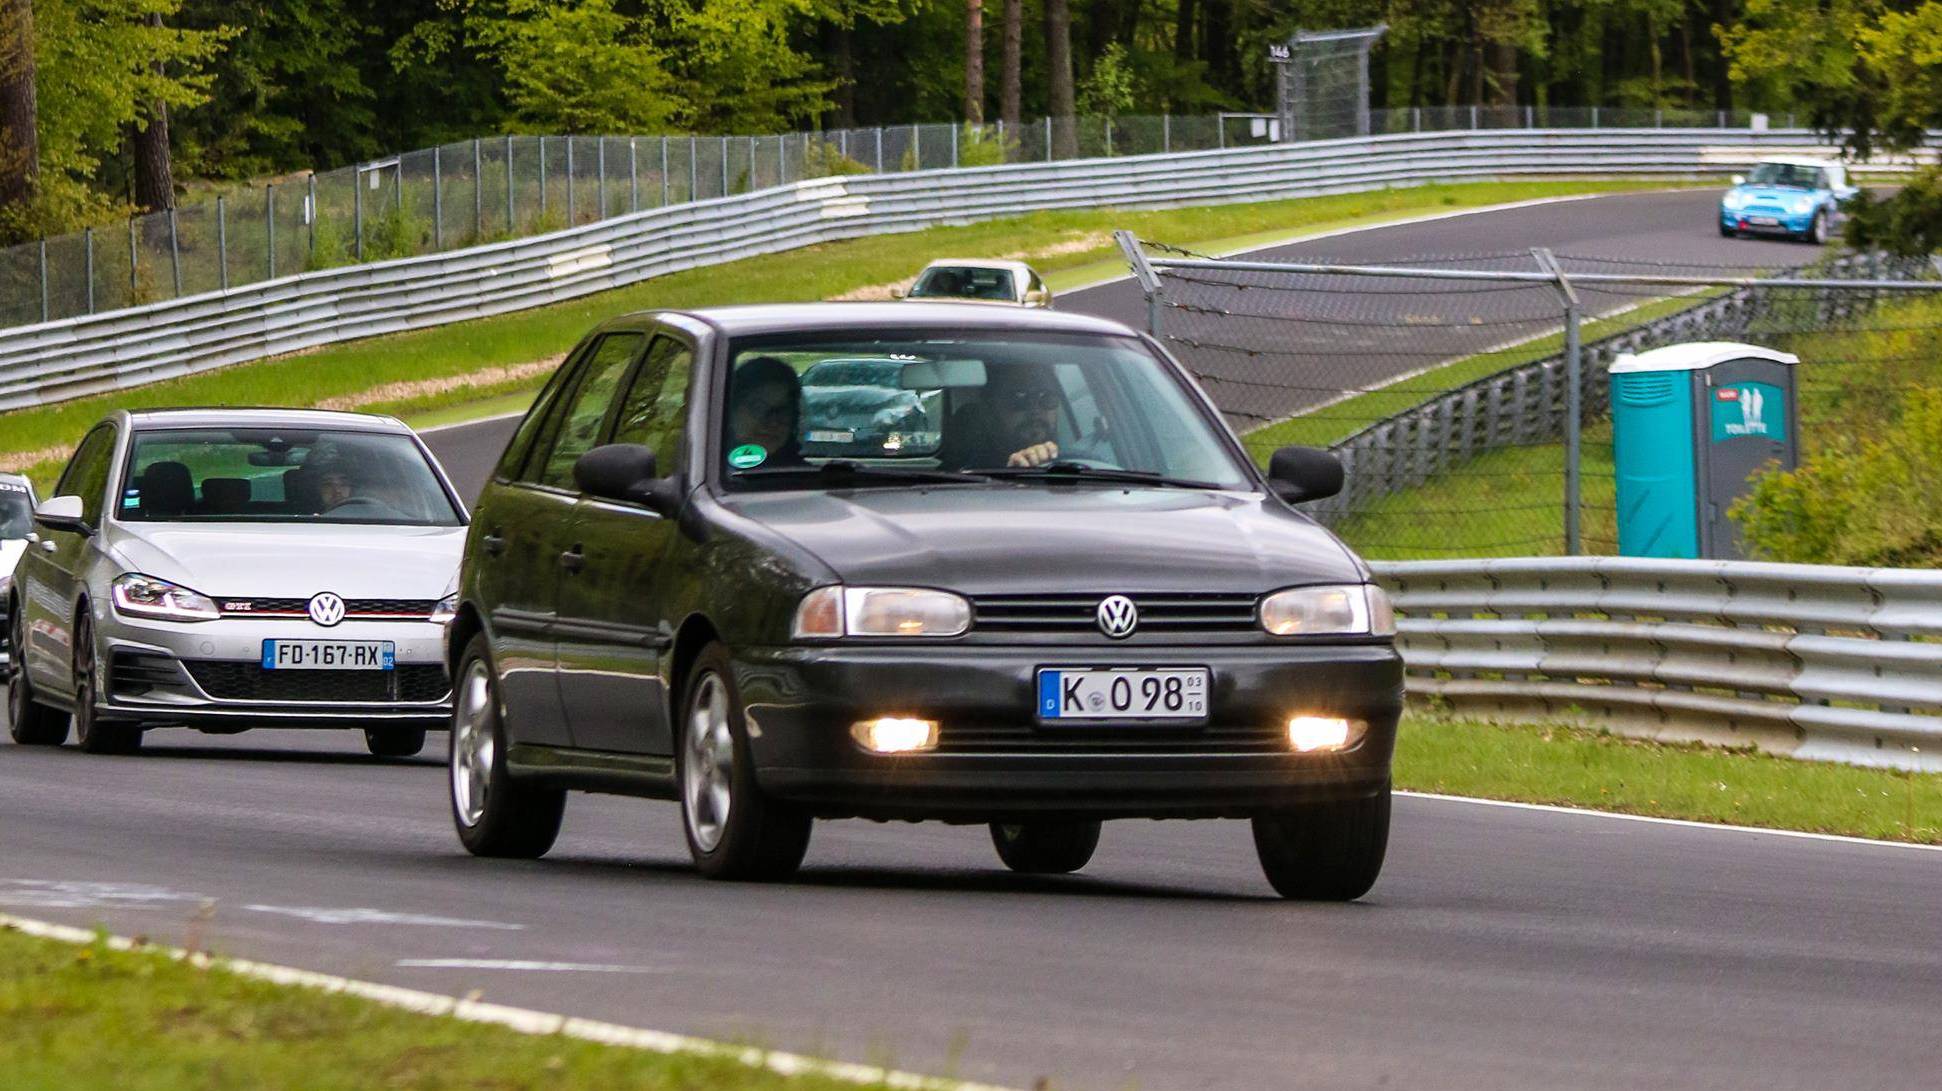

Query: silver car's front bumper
[[96, 614, 451, 728]]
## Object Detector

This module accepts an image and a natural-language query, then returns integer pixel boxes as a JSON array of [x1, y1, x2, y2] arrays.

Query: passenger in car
[[727, 356, 806, 466]]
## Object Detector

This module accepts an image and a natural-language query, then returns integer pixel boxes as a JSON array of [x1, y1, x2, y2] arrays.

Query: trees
[[1046, 0, 1075, 155], [0, 0, 37, 213], [965, 0, 985, 124]]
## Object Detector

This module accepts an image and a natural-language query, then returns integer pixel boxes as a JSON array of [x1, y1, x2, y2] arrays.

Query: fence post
[[720, 135, 729, 195], [1216, 116, 1224, 150], [37, 238, 46, 322], [265, 187, 275, 280], [566, 138, 576, 223], [1655, 108, 1663, 127], [168, 207, 183, 295], [353, 169, 364, 262], [598, 135, 607, 217], [1470, 104, 1478, 128], [1413, 106, 1421, 131], [950, 123, 959, 167], [748, 134, 757, 188], [630, 137, 639, 211], [911, 124, 920, 168], [538, 135, 548, 219], [1115, 230, 1164, 336], [661, 137, 670, 206], [432, 145, 444, 250], [1525, 105, 1534, 127], [690, 136, 698, 199], [216, 195, 228, 291], [306, 174, 317, 265], [876, 128, 885, 172], [472, 138, 483, 241], [1591, 106, 1599, 128], [1532, 247, 1583, 555], [1105, 118, 1113, 156], [1046, 116, 1054, 158], [503, 136, 514, 235], [84, 226, 94, 313], [128, 217, 138, 301], [1163, 113, 1171, 153]]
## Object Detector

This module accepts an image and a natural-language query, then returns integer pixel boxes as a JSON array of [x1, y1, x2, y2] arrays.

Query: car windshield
[[910, 267, 1016, 302], [1748, 163, 1826, 189], [719, 331, 1254, 491], [0, 484, 32, 539], [120, 428, 462, 525]]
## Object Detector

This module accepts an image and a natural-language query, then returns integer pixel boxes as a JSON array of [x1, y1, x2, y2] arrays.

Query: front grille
[[218, 597, 439, 619], [185, 661, 450, 704], [937, 722, 1287, 754], [971, 593, 1260, 634]]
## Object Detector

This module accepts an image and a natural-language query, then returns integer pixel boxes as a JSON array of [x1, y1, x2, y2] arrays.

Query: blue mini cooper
[[1719, 158, 1858, 244]]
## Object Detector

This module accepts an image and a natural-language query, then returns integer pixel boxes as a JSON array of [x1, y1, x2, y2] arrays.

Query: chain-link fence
[[1274, 26, 1386, 141], [1, 106, 1833, 330], [1119, 234, 1942, 560]]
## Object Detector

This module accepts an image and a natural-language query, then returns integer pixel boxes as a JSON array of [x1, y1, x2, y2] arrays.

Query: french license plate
[[1037, 668, 1209, 721], [1747, 216, 1781, 226], [261, 640, 395, 670]]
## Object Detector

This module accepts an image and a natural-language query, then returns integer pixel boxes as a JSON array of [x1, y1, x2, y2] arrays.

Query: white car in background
[[6, 409, 467, 757], [896, 259, 1053, 307], [0, 473, 37, 671]]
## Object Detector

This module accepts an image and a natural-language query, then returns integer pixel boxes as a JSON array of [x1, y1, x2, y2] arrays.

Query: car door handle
[[481, 531, 505, 556], [559, 545, 584, 574]]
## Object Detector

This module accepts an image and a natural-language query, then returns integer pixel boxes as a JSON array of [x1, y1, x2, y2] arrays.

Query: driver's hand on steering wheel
[[1007, 441, 1059, 467]]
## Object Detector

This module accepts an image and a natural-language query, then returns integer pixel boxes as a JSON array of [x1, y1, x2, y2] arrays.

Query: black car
[[446, 303, 1403, 899]]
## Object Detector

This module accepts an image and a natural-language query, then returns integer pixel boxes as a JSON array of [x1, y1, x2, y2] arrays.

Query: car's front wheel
[[366, 727, 428, 758], [1806, 209, 1829, 245], [7, 606, 69, 746], [71, 614, 140, 755], [678, 643, 811, 881], [989, 820, 1101, 874], [449, 634, 564, 858], [1251, 786, 1390, 901]]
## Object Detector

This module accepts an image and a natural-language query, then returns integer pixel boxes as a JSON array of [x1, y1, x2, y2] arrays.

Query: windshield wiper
[[980, 462, 1223, 490], [735, 461, 992, 486]]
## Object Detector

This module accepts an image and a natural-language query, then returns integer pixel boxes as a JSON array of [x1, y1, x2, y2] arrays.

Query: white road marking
[[0, 911, 1019, 1091], [243, 905, 525, 929], [0, 880, 203, 909], [397, 958, 664, 973], [1404, 791, 1942, 854], [417, 409, 526, 434]]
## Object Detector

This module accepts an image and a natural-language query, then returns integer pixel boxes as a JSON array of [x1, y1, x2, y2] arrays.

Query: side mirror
[[574, 444, 680, 516], [1267, 446, 1344, 504], [34, 495, 91, 536], [1731, 174, 1745, 185], [1024, 288, 1051, 307], [890, 287, 907, 300]]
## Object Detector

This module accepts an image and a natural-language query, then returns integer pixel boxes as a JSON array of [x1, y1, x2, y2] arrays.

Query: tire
[[7, 606, 69, 746], [678, 643, 811, 881], [71, 613, 140, 755], [1806, 209, 1829, 245], [1719, 223, 1736, 238], [449, 634, 564, 858], [366, 727, 428, 758], [989, 820, 1102, 874], [1251, 785, 1391, 901]]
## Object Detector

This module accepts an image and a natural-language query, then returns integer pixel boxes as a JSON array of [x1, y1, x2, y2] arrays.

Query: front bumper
[[733, 642, 1403, 821], [1721, 207, 1815, 234], [96, 614, 451, 728]]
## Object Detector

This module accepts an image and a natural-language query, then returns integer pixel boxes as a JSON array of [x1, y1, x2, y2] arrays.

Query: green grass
[[0, 926, 889, 1091], [0, 179, 1686, 492], [1396, 713, 1942, 843]]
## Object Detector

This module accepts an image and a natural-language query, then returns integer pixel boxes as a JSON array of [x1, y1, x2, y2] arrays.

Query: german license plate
[[1036, 667, 1209, 721], [262, 640, 395, 670]]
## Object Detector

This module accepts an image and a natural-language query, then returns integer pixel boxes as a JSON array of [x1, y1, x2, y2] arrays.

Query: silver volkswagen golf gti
[[5, 409, 468, 756]]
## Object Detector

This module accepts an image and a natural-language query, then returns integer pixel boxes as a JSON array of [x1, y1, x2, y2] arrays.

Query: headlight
[[791, 586, 972, 638], [1790, 195, 1815, 214], [1259, 584, 1395, 637], [429, 594, 458, 624], [1722, 191, 1747, 211], [111, 573, 220, 622]]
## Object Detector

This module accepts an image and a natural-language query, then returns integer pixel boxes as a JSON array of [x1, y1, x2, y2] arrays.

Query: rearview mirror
[[1267, 446, 1344, 504], [574, 444, 680, 515], [900, 359, 988, 389], [34, 495, 91, 536], [1731, 174, 1745, 185]]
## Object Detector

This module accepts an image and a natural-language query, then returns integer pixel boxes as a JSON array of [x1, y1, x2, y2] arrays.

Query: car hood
[[102, 522, 466, 598], [1730, 184, 1821, 205], [1, 539, 22, 581], [724, 486, 1367, 594]]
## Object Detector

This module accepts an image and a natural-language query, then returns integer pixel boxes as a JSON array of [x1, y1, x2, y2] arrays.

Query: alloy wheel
[[682, 672, 736, 853], [450, 659, 494, 828]]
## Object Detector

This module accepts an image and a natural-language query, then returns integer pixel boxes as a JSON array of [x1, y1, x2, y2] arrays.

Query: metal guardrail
[[1372, 557, 1942, 772], [0, 126, 1876, 415]]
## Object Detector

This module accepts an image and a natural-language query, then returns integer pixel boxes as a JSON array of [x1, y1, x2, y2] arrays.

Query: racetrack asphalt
[[11, 189, 1938, 1089]]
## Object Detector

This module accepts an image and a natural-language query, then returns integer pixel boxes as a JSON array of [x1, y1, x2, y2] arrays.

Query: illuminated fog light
[[1287, 716, 1355, 753], [852, 717, 939, 754]]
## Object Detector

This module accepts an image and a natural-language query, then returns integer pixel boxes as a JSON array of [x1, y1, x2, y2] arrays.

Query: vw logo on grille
[[307, 592, 347, 627], [1096, 595, 1139, 639]]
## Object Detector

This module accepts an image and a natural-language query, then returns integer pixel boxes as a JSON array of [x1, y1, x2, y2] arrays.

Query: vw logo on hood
[[1096, 595, 1138, 639], [307, 592, 347, 627]]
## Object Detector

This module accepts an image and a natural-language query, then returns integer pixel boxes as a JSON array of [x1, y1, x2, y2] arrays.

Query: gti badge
[[1096, 594, 1138, 639], [307, 592, 347, 627]]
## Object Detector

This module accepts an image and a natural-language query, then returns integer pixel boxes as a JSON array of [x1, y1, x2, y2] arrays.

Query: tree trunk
[[822, 21, 857, 129], [1000, 0, 1021, 128], [1173, 0, 1196, 63], [130, 13, 176, 212], [1045, 0, 1076, 156], [1710, 0, 1733, 110], [1203, 0, 1235, 92], [964, 0, 985, 124], [1486, 41, 1518, 107], [0, 0, 37, 213]]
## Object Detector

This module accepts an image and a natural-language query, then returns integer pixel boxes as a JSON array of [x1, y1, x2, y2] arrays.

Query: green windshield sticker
[[728, 444, 768, 469]]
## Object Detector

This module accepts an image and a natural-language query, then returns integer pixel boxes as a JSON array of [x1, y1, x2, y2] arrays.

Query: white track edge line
[[0, 911, 1020, 1091], [1401, 791, 1942, 853]]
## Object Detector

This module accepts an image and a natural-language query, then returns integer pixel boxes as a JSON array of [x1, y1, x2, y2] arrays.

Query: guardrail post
[[168, 207, 183, 295], [83, 226, 94, 313], [353, 169, 364, 261], [432, 146, 443, 250], [629, 137, 639, 211], [216, 194, 228, 291], [265, 187, 275, 280], [1115, 230, 1164, 335], [1533, 246, 1583, 555], [37, 238, 47, 321]]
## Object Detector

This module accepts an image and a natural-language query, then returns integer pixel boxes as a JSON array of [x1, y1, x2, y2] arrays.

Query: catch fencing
[[1120, 239, 1942, 559], [0, 126, 1882, 416], [1372, 556, 1942, 772]]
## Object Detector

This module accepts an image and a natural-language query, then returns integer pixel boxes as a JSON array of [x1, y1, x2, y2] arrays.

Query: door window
[[53, 425, 118, 525], [525, 333, 645, 489], [494, 341, 588, 482], [610, 336, 694, 479]]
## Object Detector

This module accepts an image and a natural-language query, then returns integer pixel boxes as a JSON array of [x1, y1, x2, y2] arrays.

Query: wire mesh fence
[[1122, 236, 1942, 560], [1, 106, 1826, 329]]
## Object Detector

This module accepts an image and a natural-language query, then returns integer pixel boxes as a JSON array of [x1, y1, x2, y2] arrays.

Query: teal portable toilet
[[1610, 342, 1799, 559]]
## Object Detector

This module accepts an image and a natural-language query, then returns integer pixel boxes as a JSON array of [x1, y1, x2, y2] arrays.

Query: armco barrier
[[1372, 557, 1942, 772], [0, 126, 1868, 415]]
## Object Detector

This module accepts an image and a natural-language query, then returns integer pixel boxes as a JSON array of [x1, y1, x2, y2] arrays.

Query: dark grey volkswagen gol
[[446, 302, 1403, 899]]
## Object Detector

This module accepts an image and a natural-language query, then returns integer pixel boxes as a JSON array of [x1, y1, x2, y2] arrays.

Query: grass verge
[[0, 179, 1685, 491], [1395, 713, 1942, 843], [0, 925, 887, 1091]]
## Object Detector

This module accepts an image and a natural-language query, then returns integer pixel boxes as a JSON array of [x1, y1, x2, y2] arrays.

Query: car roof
[[121, 408, 413, 433], [1753, 157, 1839, 171], [0, 472, 32, 490], [919, 258, 1037, 275], [610, 302, 1134, 338]]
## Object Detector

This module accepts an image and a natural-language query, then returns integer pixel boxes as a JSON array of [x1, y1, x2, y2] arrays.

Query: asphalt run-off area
[[8, 190, 1940, 1090]]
